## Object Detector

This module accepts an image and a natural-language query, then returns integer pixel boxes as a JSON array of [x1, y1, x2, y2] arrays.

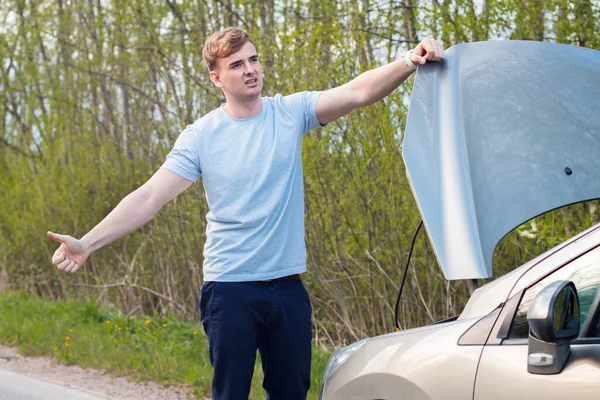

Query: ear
[[210, 70, 224, 88]]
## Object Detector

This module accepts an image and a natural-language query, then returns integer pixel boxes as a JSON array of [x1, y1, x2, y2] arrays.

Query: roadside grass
[[0, 291, 331, 399]]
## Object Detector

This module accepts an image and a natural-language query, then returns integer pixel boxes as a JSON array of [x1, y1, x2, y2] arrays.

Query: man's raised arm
[[48, 168, 193, 273], [315, 38, 444, 125]]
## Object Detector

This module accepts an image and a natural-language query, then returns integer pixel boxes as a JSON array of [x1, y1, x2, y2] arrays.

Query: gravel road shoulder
[[0, 345, 204, 400]]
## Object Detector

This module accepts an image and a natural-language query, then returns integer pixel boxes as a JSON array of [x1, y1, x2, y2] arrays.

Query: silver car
[[320, 41, 600, 400]]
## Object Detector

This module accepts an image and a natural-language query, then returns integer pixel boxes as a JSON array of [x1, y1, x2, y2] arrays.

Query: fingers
[[52, 247, 78, 273], [64, 260, 80, 273], [49, 232, 84, 273], [412, 53, 427, 65], [52, 250, 66, 265], [57, 257, 71, 271], [411, 43, 426, 64], [413, 39, 444, 64], [432, 40, 444, 60], [54, 255, 80, 273]]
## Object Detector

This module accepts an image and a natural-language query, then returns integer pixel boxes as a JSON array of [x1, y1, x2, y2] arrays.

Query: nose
[[244, 61, 256, 75]]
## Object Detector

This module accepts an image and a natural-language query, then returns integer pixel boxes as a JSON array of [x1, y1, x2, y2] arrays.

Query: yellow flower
[[53, 348, 58, 352], [113, 340, 117, 344], [152, 331, 156, 335], [106, 320, 111, 324], [145, 319, 151, 325], [125, 328, 129, 331], [118, 327, 122, 331], [162, 323, 167, 328], [193, 331, 197, 335], [65, 336, 70, 341], [64, 343, 70, 348], [68, 328, 73, 333]]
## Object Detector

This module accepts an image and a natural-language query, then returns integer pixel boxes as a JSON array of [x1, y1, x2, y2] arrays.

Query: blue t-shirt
[[161, 91, 322, 281]]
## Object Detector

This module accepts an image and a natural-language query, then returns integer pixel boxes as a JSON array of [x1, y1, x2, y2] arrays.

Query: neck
[[222, 95, 263, 119]]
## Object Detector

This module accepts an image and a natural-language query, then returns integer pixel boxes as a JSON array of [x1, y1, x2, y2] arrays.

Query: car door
[[473, 245, 600, 399]]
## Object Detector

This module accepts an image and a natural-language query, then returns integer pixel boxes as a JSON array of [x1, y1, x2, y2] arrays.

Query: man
[[48, 27, 443, 400]]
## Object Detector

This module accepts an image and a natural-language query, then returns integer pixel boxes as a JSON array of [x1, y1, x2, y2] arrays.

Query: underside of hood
[[402, 40, 600, 280]]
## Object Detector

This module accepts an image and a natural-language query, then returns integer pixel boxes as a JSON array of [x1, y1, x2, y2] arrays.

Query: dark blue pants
[[199, 278, 312, 400]]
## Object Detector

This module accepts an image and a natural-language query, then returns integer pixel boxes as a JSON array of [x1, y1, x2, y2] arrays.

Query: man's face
[[210, 41, 263, 101]]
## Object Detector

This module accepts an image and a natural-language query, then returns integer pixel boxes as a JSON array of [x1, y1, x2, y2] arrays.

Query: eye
[[232, 62, 241, 69], [250, 57, 259, 63]]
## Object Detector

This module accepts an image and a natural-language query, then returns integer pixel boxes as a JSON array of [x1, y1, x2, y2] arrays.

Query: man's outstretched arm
[[48, 168, 193, 273], [315, 38, 444, 125]]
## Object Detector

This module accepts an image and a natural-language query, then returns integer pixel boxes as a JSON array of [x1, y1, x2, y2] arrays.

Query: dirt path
[[0, 345, 205, 399]]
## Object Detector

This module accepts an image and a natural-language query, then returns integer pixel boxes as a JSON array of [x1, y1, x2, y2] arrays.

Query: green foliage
[[1, 0, 599, 349], [0, 291, 331, 399]]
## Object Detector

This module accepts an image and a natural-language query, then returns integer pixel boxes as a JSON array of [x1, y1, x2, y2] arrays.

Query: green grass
[[0, 291, 331, 399]]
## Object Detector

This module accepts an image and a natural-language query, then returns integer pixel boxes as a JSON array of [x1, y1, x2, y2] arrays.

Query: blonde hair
[[202, 27, 255, 71]]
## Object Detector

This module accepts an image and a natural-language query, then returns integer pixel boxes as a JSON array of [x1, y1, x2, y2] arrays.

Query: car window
[[509, 246, 600, 339]]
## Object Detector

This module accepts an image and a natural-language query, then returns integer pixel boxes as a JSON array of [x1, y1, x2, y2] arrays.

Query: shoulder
[[265, 92, 321, 113], [173, 108, 220, 146], [193, 108, 221, 129], [260, 94, 291, 118], [262, 93, 284, 108], [185, 107, 225, 138]]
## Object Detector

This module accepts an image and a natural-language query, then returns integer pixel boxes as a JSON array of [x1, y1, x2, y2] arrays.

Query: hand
[[47, 231, 90, 273], [410, 38, 444, 66]]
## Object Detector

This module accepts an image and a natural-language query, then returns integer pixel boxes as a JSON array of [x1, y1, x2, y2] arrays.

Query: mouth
[[245, 78, 259, 86]]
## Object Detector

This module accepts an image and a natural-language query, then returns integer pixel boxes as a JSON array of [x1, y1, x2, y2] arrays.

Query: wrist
[[403, 49, 418, 71], [80, 235, 95, 254]]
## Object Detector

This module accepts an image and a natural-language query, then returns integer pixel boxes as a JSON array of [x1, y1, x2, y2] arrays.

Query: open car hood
[[402, 41, 600, 280]]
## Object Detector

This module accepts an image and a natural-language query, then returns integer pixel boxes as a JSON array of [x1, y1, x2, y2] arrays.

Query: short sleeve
[[161, 125, 202, 182], [284, 91, 324, 135]]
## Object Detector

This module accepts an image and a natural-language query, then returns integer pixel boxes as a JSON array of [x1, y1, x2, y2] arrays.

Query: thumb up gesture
[[47, 231, 90, 273]]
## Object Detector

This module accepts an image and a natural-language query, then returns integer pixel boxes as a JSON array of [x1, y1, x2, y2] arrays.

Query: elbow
[[352, 87, 377, 108], [347, 76, 379, 107], [133, 186, 164, 216]]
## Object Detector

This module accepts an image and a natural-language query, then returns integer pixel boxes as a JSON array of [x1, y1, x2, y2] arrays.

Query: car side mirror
[[526, 280, 580, 375]]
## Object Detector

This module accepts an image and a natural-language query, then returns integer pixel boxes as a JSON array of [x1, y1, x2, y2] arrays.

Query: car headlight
[[322, 338, 368, 382]]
